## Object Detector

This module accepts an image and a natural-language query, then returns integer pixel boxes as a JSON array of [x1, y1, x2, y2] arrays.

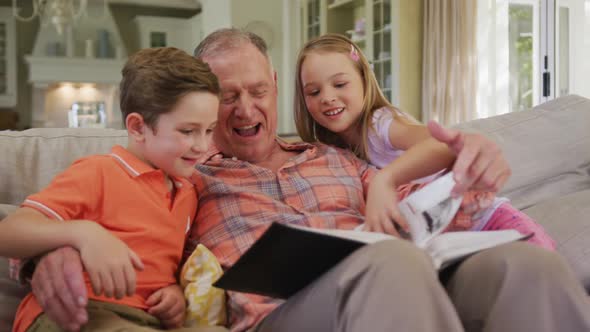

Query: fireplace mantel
[[25, 56, 125, 88]]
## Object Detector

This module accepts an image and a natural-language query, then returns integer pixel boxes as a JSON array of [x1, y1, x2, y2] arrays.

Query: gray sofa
[[1, 95, 589, 331]]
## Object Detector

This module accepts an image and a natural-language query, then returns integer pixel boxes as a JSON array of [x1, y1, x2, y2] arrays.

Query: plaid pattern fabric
[[188, 140, 376, 332]]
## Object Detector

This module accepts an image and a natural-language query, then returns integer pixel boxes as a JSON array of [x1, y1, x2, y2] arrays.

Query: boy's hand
[[72, 221, 144, 299], [146, 284, 186, 329], [364, 171, 409, 237]]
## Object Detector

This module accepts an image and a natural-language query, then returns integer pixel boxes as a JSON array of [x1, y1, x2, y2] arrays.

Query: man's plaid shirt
[[187, 139, 375, 332]]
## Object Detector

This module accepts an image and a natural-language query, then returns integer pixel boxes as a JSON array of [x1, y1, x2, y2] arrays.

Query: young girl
[[293, 33, 555, 249]]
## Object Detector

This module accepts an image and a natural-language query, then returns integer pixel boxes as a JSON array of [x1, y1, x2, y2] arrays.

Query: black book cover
[[213, 222, 366, 299]]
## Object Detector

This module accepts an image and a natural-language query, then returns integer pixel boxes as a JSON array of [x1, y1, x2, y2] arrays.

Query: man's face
[[202, 43, 278, 163]]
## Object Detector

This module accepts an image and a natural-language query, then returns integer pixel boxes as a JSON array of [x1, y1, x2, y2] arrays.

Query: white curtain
[[422, 0, 478, 125]]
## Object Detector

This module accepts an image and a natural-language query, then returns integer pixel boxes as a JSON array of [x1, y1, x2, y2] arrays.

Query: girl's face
[[300, 51, 365, 142]]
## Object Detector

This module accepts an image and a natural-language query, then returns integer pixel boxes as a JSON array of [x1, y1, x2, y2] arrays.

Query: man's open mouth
[[234, 123, 261, 137]]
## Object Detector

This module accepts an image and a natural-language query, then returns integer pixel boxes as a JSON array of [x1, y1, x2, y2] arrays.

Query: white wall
[[231, 0, 296, 135], [585, 1, 590, 99], [134, 15, 200, 55], [200, 0, 232, 36]]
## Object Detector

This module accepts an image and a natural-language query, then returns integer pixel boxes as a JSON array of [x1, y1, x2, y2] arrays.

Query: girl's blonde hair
[[294, 33, 410, 162]]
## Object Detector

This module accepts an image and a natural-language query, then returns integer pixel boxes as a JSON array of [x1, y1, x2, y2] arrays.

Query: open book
[[214, 172, 528, 299]]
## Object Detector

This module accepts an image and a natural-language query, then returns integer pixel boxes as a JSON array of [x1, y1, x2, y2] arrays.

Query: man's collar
[[202, 137, 315, 163], [275, 136, 314, 151]]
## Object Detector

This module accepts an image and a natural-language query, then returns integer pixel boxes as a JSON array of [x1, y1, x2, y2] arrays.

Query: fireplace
[[25, 1, 125, 128]]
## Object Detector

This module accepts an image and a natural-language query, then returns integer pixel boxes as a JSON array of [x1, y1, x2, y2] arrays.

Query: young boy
[[0, 47, 221, 332]]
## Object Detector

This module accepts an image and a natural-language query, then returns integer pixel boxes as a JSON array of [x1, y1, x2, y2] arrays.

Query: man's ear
[[126, 113, 147, 142], [273, 70, 278, 92]]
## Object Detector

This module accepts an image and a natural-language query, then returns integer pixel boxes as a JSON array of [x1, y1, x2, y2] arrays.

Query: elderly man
[[26, 29, 590, 332]]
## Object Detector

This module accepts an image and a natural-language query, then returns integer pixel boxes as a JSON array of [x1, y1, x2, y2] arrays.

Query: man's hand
[[146, 284, 186, 329], [31, 246, 88, 332], [427, 121, 511, 196]]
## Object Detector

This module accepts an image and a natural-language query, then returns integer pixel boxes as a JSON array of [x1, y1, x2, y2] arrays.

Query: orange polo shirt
[[13, 145, 197, 332]]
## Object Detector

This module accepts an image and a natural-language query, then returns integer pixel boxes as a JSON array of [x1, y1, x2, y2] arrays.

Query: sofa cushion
[[0, 204, 17, 220], [0, 257, 29, 332], [0, 205, 27, 331], [0, 128, 127, 205], [455, 95, 590, 210], [522, 189, 590, 292]]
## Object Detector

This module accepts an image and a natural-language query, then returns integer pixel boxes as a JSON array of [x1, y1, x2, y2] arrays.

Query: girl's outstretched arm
[[363, 120, 455, 236], [385, 119, 455, 185]]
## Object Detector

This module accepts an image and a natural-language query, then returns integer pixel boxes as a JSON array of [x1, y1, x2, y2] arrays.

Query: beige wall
[[109, 4, 198, 55], [398, 0, 423, 121], [231, 0, 290, 133], [0, 1, 37, 129]]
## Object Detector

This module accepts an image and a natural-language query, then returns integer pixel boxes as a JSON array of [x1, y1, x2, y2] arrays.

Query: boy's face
[[143, 91, 219, 179]]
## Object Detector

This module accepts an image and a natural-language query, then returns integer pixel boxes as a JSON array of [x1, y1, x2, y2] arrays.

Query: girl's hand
[[146, 284, 186, 329], [363, 171, 410, 237], [71, 221, 144, 299], [427, 121, 511, 196]]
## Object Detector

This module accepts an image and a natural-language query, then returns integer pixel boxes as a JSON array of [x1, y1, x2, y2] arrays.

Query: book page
[[425, 230, 527, 270], [289, 224, 396, 244], [397, 172, 463, 247]]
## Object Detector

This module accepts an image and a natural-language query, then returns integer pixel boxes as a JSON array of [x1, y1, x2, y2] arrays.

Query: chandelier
[[12, 0, 89, 35]]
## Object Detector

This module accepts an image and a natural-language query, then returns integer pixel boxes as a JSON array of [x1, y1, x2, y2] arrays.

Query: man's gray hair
[[193, 28, 270, 61]]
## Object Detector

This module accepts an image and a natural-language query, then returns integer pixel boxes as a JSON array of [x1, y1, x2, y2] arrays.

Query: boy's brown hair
[[119, 47, 220, 129]]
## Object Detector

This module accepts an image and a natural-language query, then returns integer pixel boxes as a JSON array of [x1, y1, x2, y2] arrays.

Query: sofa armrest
[[0, 257, 29, 332], [0, 205, 30, 331], [455, 95, 590, 209], [0, 204, 17, 221]]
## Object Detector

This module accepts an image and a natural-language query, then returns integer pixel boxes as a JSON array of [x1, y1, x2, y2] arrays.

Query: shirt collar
[[275, 136, 315, 152], [202, 137, 315, 163], [109, 145, 189, 189], [109, 145, 159, 177]]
